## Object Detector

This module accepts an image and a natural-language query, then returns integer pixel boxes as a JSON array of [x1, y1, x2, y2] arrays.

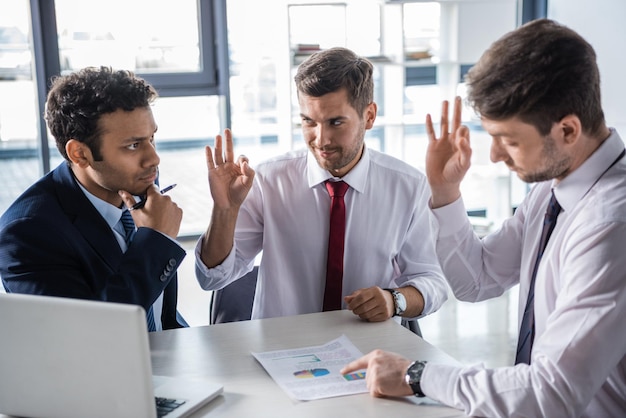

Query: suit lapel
[[52, 163, 123, 269]]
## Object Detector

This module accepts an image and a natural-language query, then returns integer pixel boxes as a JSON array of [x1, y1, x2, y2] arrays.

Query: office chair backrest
[[401, 318, 422, 338], [209, 266, 258, 324]]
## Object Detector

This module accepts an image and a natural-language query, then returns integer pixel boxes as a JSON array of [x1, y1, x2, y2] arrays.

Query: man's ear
[[364, 102, 377, 129], [558, 114, 582, 145], [65, 139, 92, 167]]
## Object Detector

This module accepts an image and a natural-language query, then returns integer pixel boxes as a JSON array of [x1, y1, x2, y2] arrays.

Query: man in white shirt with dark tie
[[342, 18, 626, 417]]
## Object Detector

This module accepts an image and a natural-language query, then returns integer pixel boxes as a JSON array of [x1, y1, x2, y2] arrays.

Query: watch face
[[386, 289, 407, 316], [396, 292, 407, 312], [406, 361, 427, 397], [409, 361, 426, 377], [393, 291, 407, 315]]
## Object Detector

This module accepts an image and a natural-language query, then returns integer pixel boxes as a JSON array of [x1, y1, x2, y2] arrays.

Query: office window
[[53, 0, 223, 96], [56, 1, 200, 75], [0, 0, 39, 214], [0, 0, 228, 237], [226, 0, 522, 230]]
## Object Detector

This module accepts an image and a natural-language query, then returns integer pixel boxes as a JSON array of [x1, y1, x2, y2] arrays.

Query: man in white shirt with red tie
[[342, 19, 626, 417], [194, 47, 448, 324]]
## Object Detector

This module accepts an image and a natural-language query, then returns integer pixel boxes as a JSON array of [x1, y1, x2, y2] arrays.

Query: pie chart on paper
[[293, 368, 330, 378]]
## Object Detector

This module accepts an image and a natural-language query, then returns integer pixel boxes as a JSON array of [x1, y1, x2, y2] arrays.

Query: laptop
[[0, 293, 223, 418]]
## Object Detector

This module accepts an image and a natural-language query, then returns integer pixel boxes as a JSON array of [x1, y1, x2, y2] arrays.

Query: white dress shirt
[[426, 129, 626, 417], [196, 146, 448, 319]]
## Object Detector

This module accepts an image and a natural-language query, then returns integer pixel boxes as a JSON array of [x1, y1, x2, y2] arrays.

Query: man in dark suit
[[0, 66, 186, 331]]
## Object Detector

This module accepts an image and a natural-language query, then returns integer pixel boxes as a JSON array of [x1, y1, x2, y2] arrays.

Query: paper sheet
[[251, 334, 367, 401]]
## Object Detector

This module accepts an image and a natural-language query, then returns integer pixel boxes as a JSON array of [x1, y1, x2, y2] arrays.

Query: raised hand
[[205, 128, 255, 211], [425, 96, 472, 208]]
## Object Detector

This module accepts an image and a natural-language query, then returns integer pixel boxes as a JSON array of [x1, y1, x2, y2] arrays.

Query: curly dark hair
[[466, 19, 604, 137], [294, 47, 374, 117], [45, 66, 158, 161]]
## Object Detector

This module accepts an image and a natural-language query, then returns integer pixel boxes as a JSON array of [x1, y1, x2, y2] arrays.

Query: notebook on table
[[0, 293, 223, 418]]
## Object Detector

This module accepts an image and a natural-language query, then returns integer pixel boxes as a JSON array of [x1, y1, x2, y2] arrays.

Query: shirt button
[[160, 274, 167, 282], [168, 259, 177, 267]]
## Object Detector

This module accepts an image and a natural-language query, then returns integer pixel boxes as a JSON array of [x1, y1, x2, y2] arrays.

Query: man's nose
[[490, 138, 507, 163], [144, 142, 160, 167], [313, 125, 330, 148]]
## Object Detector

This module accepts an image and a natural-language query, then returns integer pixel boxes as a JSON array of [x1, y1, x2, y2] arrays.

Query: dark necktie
[[323, 180, 350, 311], [120, 210, 157, 332], [120, 210, 136, 247], [515, 191, 561, 365]]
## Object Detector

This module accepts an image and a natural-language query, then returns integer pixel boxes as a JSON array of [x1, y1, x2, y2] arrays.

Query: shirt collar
[[306, 145, 370, 193], [75, 180, 124, 230], [554, 128, 624, 212]]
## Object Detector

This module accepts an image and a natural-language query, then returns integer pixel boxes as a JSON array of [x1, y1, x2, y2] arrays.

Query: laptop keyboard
[[155, 397, 186, 417]]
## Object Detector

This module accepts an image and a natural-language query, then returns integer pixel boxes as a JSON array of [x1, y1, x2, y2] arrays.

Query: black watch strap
[[405, 360, 427, 397]]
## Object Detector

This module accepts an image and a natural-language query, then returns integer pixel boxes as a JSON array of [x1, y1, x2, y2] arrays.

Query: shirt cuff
[[431, 197, 469, 238], [420, 363, 462, 408], [194, 236, 236, 289]]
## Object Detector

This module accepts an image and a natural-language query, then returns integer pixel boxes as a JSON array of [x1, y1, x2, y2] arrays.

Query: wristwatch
[[405, 360, 427, 397], [384, 288, 407, 316]]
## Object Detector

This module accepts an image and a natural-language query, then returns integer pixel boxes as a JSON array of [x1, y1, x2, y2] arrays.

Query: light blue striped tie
[[120, 210, 157, 332]]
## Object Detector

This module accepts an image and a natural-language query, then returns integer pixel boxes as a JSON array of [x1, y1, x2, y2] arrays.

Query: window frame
[[28, 0, 229, 173]]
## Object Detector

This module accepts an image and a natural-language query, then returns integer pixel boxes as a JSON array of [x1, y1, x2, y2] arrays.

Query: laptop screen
[[0, 293, 222, 418]]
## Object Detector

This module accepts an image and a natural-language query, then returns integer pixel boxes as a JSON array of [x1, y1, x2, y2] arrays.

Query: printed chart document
[[251, 334, 367, 401]]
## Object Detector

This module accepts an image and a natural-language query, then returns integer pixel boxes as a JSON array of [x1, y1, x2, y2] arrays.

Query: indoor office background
[[1, 0, 625, 368]]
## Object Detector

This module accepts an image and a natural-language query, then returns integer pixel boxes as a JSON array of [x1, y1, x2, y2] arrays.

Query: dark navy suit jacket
[[0, 162, 186, 329]]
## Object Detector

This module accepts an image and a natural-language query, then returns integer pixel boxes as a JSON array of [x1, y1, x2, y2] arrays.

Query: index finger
[[118, 190, 137, 210], [340, 355, 369, 375]]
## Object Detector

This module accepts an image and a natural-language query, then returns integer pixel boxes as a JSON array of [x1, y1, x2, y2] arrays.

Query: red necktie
[[323, 180, 350, 311]]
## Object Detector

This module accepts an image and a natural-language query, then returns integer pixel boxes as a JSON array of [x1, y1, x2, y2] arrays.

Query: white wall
[[548, 0, 626, 135], [458, 0, 518, 63]]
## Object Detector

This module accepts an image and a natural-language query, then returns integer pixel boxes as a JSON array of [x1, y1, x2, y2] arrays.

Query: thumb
[[456, 125, 472, 169], [144, 183, 160, 197], [241, 160, 255, 183]]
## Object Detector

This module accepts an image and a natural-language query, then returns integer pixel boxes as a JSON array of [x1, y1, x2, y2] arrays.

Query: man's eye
[[127, 143, 140, 150]]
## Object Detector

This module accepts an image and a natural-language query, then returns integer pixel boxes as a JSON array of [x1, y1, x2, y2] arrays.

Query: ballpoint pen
[[129, 184, 177, 211]]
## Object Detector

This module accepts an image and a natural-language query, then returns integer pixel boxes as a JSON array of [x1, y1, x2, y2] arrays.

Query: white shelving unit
[[237, 0, 520, 228]]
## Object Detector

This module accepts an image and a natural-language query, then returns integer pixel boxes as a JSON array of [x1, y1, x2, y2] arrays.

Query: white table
[[149, 310, 469, 417]]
